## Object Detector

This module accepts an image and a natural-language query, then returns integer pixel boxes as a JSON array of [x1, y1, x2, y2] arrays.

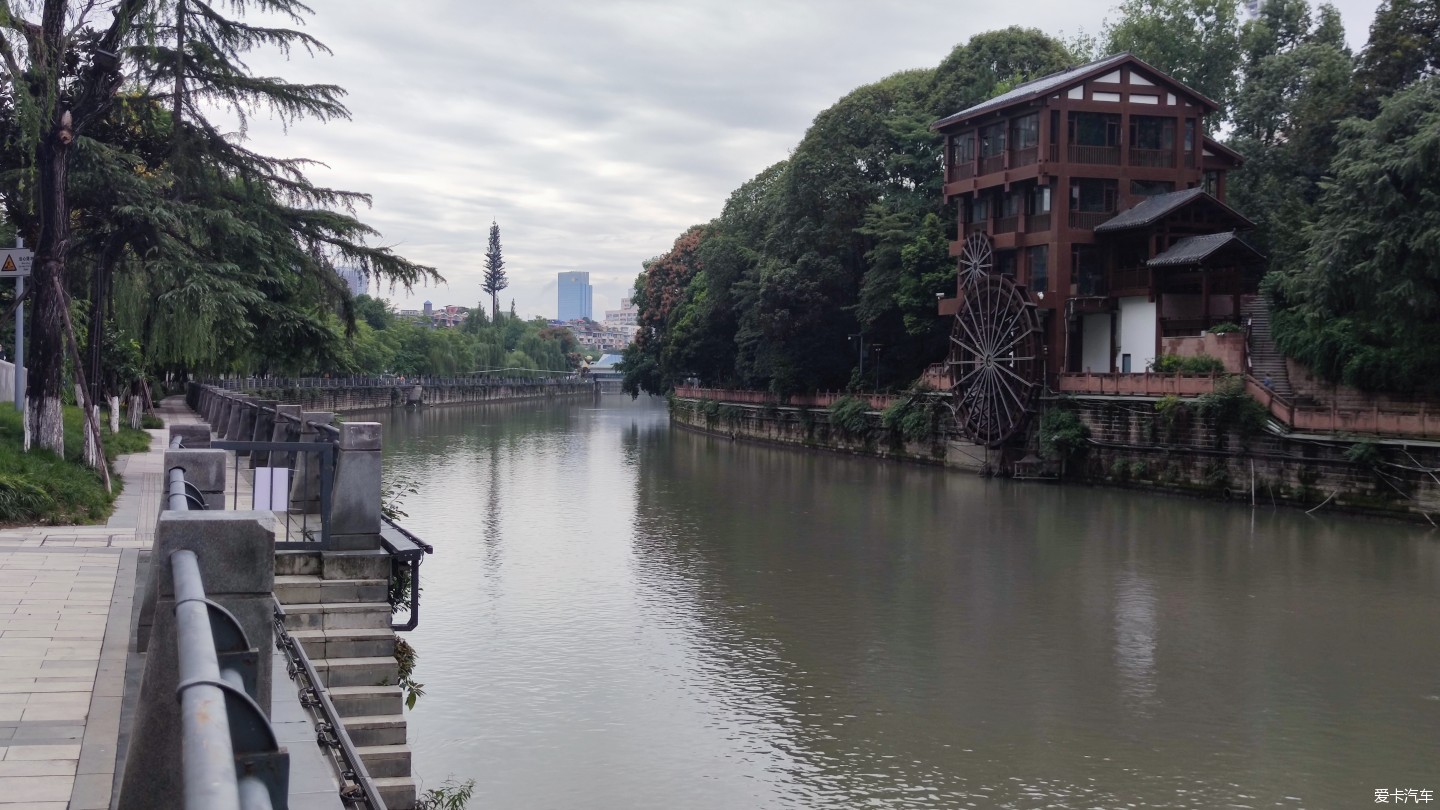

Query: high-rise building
[[336, 266, 369, 297], [557, 271, 593, 321]]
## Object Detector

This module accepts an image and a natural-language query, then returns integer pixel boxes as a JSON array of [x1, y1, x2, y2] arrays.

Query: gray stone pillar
[[289, 411, 333, 514], [138, 448, 230, 651], [250, 400, 278, 467], [233, 397, 258, 458], [269, 404, 302, 468], [225, 396, 251, 446], [117, 511, 277, 810], [167, 423, 212, 449], [330, 422, 383, 551], [215, 395, 234, 438]]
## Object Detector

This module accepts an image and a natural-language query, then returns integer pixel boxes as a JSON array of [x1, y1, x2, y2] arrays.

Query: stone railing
[[1056, 372, 1222, 397], [1244, 376, 1440, 438]]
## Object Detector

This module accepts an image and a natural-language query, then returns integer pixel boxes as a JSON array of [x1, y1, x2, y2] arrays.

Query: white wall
[[1117, 296, 1158, 373], [1082, 313, 1112, 373]]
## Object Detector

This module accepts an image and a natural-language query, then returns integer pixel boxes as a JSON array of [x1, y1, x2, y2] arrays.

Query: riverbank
[[669, 393, 1440, 523], [210, 379, 594, 414]]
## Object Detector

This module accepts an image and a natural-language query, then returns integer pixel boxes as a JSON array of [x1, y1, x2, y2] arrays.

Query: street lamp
[[872, 343, 884, 389], [847, 333, 865, 381]]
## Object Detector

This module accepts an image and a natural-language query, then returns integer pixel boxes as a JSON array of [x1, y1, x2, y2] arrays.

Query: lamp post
[[872, 343, 884, 390], [847, 333, 865, 383]]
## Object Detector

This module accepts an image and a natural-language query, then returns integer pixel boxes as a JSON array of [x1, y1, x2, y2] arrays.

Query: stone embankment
[[671, 392, 1440, 523]]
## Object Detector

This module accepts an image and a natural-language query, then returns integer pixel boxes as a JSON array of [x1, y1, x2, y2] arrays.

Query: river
[[376, 396, 1438, 809]]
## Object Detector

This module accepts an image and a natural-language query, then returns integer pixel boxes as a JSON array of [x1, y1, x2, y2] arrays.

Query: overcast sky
[[241, 0, 1384, 320]]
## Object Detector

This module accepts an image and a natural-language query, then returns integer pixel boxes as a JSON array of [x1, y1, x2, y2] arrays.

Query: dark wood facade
[[933, 53, 1255, 376]]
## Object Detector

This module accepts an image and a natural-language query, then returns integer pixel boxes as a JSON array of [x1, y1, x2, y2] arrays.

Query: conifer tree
[[482, 220, 507, 322]]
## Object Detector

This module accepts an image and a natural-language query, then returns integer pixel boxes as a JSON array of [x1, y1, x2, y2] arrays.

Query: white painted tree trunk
[[128, 395, 142, 429], [109, 396, 120, 433]]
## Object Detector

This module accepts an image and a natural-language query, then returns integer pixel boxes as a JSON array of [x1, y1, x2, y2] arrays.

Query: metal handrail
[[272, 600, 387, 809], [168, 467, 208, 511], [380, 517, 434, 632], [172, 549, 287, 810]]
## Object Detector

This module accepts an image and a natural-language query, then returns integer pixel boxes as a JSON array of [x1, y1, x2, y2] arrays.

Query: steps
[[275, 549, 416, 808], [1242, 298, 1295, 399]]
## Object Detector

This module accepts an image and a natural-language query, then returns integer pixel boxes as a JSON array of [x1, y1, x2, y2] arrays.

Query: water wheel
[[958, 232, 994, 286], [947, 272, 1044, 447]]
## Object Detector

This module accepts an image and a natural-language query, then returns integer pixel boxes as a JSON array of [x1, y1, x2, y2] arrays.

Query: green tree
[[1104, 0, 1244, 124], [1267, 77, 1440, 393], [1354, 0, 1440, 112], [482, 220, 507, 323]]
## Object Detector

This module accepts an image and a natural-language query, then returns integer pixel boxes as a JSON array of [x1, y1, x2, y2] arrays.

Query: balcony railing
[[1025, 213, 1052, 233], [979, 153, 1005, 175], [1069, 210, 1114, 230], [1011, 146, 1038, 167], [994, 215, 1019, 234], [1112, 266, 1151, 290], [1129, 148, 1174, 168], [963, 220, 988, 236], [951, 161, 976, 181], [1069, 144, 1121, 165], [1077, 270, 1108, 296]]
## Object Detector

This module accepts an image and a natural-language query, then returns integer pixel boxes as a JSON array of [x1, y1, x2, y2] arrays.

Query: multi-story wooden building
[[932, 52, 1261, 385]]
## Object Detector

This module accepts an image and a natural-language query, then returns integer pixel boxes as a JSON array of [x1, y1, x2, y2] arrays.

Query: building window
[[969, 195, 991, 223], [1071, 178, 1118, 213], [1203, 170, 1219, 195], [1027, 245, 1049, 293], [953, 132, 976, 164], [1130, 179, 1174, 197], [1073, 245, 1106, 295], [1069, 112, 1120, 146], [980, 122, 1006, 157], [1003, 189, 1024, 218], [1010, 114, 1039, 150], [1184, 119, 1195, 152], [1130, 115, 1175, 150], [997, 250, 1018, 278], [1028, 183, 1052, 214]]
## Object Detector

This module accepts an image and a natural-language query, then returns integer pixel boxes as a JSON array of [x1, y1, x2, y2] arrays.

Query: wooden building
[[932, 52, 1261, 378]]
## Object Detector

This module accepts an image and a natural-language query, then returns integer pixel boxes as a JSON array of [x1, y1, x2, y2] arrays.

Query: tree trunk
[[26, 137, 71, 455], [85, 233, 126, 406]]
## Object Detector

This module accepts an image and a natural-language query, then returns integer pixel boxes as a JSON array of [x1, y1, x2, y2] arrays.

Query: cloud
[[240, 0, 1384, 320]]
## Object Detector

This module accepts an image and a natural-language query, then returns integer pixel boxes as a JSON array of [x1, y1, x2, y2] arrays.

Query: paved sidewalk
[[0, 397, 196, 809]]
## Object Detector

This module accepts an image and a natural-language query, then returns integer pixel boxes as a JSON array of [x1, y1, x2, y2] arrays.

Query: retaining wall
[[228, 381, 592, 413]]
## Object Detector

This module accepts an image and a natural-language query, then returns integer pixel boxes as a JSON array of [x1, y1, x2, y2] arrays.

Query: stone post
[[216, 395, 234, 438], [226, 396, 252, 449], [167, 423, 212, 449], [289, 411, 334, 514], [269, 404, 302, 468], [250, 399, 278, 467], [330, 422, 383, 551], [137, 448, 229, 651], [116, 511, 277, 810]]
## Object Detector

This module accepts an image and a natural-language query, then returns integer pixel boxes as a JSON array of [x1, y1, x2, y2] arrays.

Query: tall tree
[[1267, 77, 1440, 393], [1104, 0, 1244, 125], [1, 1, 141, 453], [1353, 0, 1440, 113], [482, 220, 507, 322]]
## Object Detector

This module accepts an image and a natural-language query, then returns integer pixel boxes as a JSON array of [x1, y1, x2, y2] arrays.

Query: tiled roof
[[1147, 233, 1263, 267], [1094, 188, 1209, 232], [933, 54, 1132, 128]]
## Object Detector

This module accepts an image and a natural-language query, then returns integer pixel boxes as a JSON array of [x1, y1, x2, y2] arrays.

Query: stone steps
[[290, 628, 396, 659], [276, 558, 414, 809], [1242, 299, 1295, 399], [374, 776, 418, 808], [327, 685, 404, 718]]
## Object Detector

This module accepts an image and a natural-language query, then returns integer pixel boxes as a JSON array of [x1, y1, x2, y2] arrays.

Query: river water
[[377, 396, 1438, 809]]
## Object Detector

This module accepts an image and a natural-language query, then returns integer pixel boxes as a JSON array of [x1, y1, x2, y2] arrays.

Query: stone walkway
[[0, 398, 197, 809]]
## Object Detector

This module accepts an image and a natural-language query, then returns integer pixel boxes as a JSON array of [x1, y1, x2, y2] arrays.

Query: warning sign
[[0, 249, 33, 277]]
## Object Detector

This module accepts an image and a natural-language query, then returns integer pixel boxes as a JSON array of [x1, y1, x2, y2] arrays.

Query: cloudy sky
[[242, 0, 1384, 320]]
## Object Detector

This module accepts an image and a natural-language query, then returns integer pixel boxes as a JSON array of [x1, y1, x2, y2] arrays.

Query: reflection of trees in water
[[628, 428, 1440, 808]]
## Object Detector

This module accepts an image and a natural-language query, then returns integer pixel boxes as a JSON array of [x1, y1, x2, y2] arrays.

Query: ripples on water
[[378, 398, 1439, 809]]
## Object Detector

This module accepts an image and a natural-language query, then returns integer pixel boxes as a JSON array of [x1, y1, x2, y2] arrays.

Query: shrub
[[1194, 376, 1271, 437], [140, 413, 164, 429], [1150, 354, 1226, 374], [0, 473, 56, 523], [881, 396, 944, 444], [828, 396, 872, 438], [1038, 407, 1089, 462], [1208, 322, 1241, 334]]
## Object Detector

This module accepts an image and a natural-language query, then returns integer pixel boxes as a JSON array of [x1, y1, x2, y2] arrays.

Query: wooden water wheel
[[947, 272, 1044, 447], [958, 232, 994, 286]]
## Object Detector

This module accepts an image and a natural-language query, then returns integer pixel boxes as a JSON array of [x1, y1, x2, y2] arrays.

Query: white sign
[[0, 249, 33, 278]]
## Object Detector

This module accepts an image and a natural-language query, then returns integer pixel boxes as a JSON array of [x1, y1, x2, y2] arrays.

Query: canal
[[378, 396, 1438, 809]]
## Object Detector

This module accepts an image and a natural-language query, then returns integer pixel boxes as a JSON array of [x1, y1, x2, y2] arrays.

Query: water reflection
[[381, 397, 1439, 809]]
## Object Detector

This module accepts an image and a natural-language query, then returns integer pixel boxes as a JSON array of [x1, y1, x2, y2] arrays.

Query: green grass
[[0, 406, 153, 525]]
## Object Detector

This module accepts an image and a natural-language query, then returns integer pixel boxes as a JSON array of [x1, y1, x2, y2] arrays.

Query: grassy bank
[[0, 406, 153, 524]]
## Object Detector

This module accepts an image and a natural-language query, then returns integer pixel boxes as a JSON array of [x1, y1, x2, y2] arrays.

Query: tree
[[1104, 0, 1244, 125], [482, 220, 507, 322], [1267, 77, 1440, 393], [1354, 0, 1440, 112]]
